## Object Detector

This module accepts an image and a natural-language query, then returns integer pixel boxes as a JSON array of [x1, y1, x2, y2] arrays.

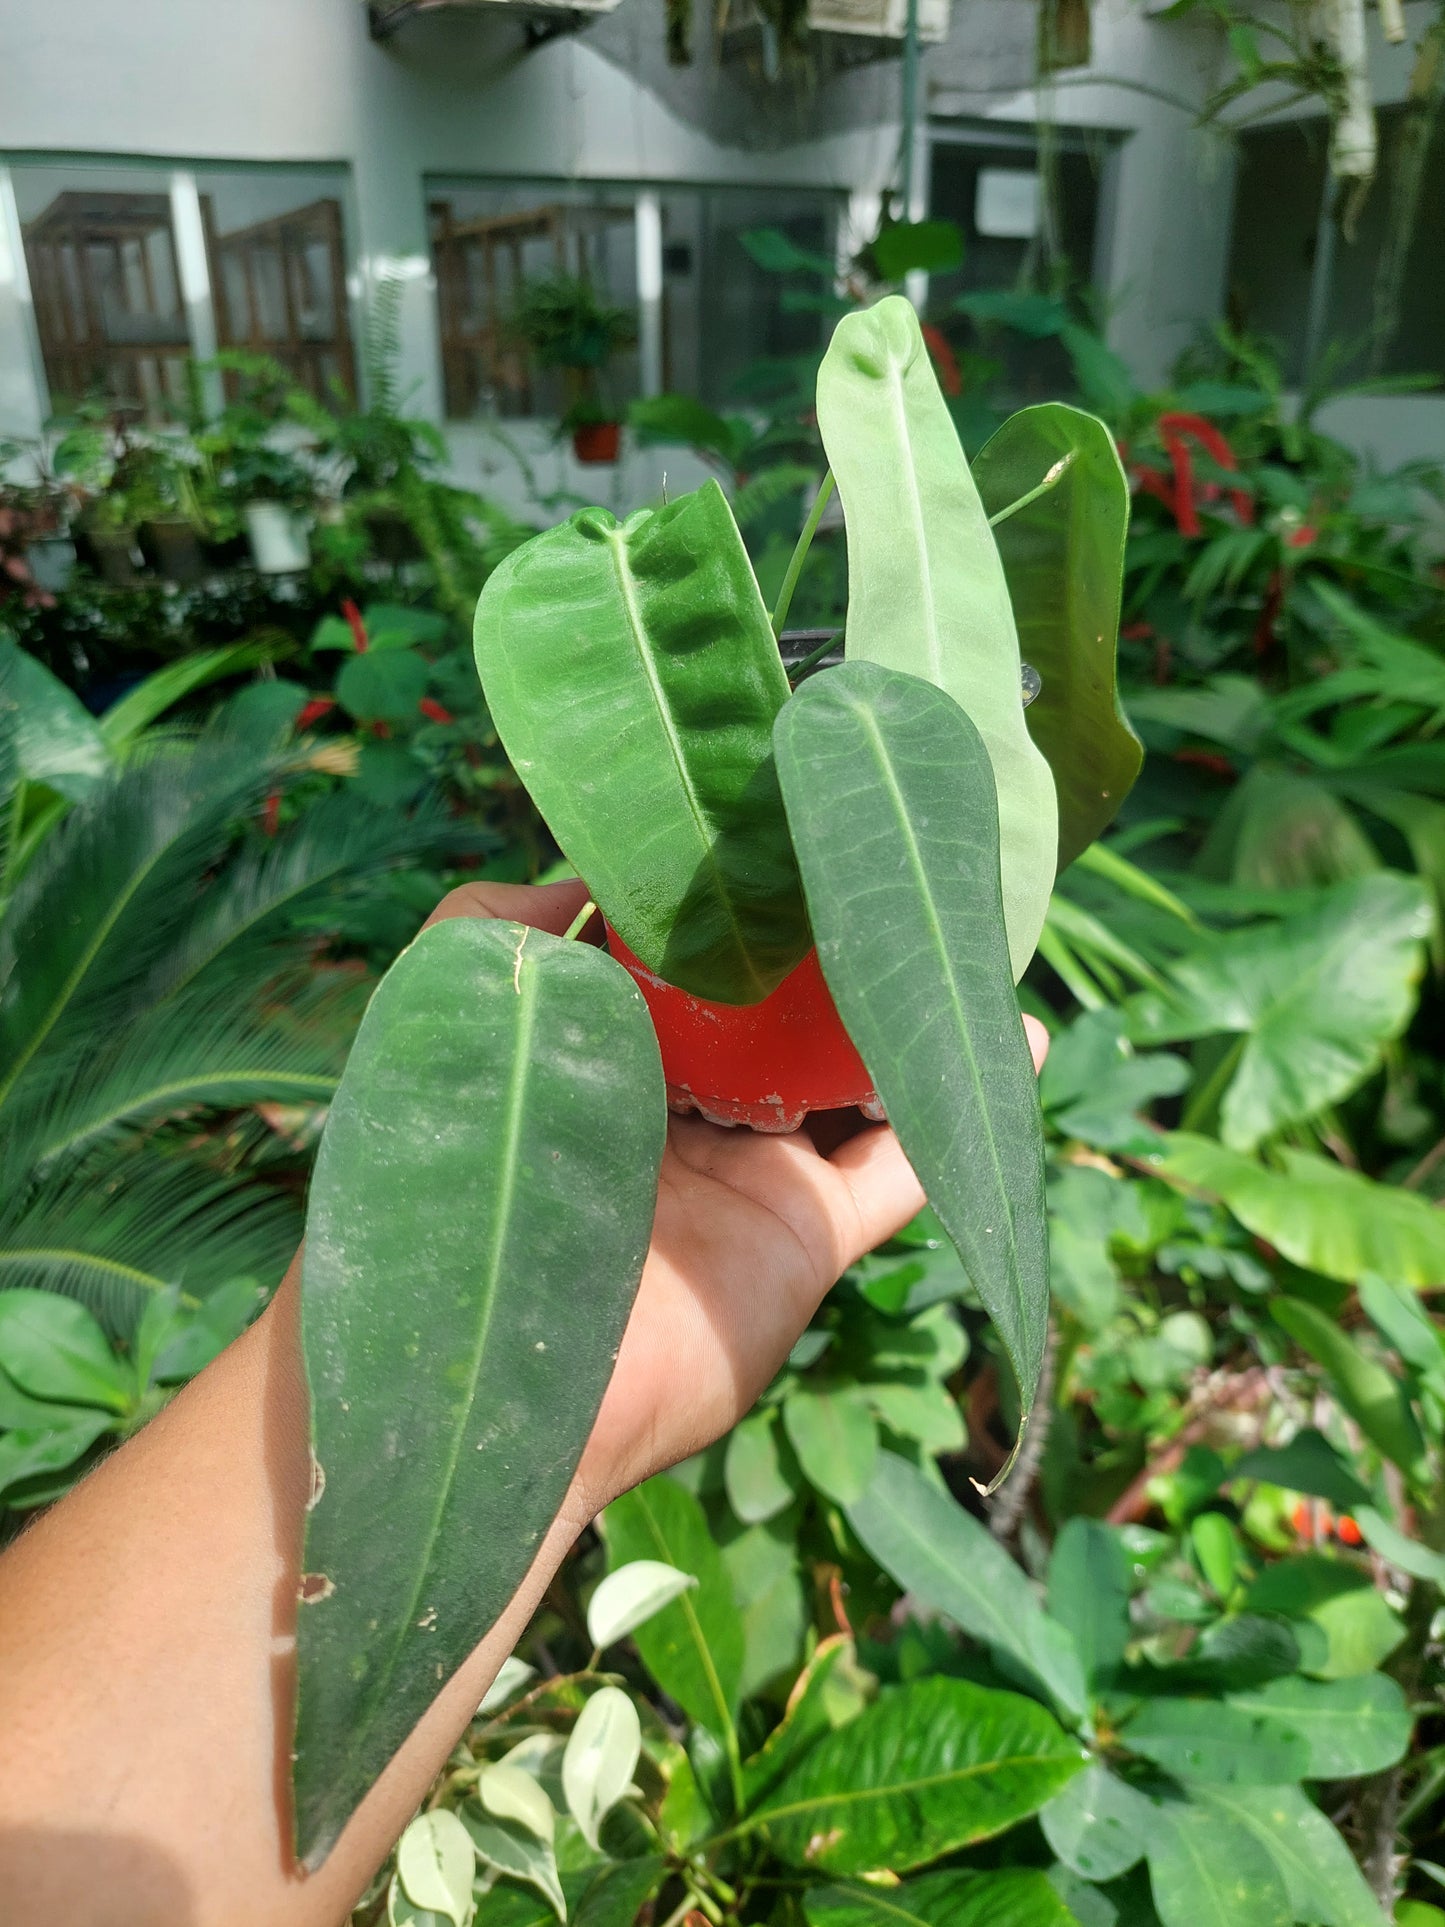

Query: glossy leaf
[[397, 1810, 476, 1927], [480, 1655, 537, 1714], [783, 1384, 878, 1505], [0, 1413, 114, 1501], [741, 1636, 860, 1808], [1232, 1429, 1372, 1514], [474, 481, 809, 1004], [603, 1474, 744, 1740], [1245, 1554, 1405, 1680], [0, 1289, 133, 1412], [746, 1674, 1084, 1872], [1122, 1697, 1310, 1783], [1144, 1801, 1291, 1927], [816, 297, 1058, 977], [1046, 1519, 1131, 1686], [804, 1868, 1076, 1927], [1040, 1761, 1151, 1883], [775, 665, 1049, 1413], [1272, 1297, 1428, 1483], [1129, 875, 1430, 1150], [848, 1452, 1087, 1719], [587, 1560, 699, 1650], [1224, 1674, 1411, 1778], [293, 918, 665, 1867], [1162, 1135, 1445, 1290], [572, 1858, 666, 1927], [561, 1688, 641, 1851], [973, 404, 1139, 868], [1186, 1784, 1389, 1927], [724, 1409, 795, 1523], [479, 1763, 555, 1841], [462, 1806, 566, 1921]]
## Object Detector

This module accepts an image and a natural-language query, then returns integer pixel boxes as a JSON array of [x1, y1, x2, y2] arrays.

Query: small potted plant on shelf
[[284, 296, 1142, 1867], [192, 355, 317, 574], [509, 271, 637, 464]]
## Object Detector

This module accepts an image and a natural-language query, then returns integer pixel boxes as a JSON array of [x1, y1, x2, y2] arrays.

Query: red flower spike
[[921, 322, 963, 398], [341, 597, 368, 652], [418, 698, 455, 725], [296, 696, 337, 731], [261, 789, 282, 838]]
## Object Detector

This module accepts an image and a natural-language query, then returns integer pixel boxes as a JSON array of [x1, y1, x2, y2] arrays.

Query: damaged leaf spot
[[805, 1829, 845, 1861], [417, 1605, 438, 1631], [307, 1454, 326, 1511], [298, 1573, 335, 1604]]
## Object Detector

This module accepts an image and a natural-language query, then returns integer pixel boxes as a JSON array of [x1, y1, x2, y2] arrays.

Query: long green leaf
[[1185, 1784, 1390, 1927], [775, 663, 1049, 1413], [1144, 1801, 1291, 1927], [293, 917, 665, 1865], [1162, 1134, 1445, 1290], [846, 1451, 1087, 1721], [473, 480, 808, 1004], [1122, 1696, 1310, 1784], [816, 297, 1057, 978], [1046, 1518, 1131, 1686], [804, 1869, 1077, 1927], [0, 636, 110, 805], [98, 641, 276, 753], [1223, 1674, 1411, 1779], [742, 1675, 1084, 1872], [973, 404, 1139, 869]]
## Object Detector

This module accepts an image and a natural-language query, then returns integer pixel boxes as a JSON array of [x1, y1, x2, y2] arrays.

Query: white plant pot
[[244, 502, 311, 575]]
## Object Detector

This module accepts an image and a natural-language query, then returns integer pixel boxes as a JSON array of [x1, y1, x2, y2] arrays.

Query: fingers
[[826, 1125, 926, 1265], [1025, 1013, 1049, 1074], [422, 878, 590, 938]]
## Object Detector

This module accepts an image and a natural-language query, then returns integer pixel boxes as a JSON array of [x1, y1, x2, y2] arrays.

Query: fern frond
[[731, 463, 818, 530]]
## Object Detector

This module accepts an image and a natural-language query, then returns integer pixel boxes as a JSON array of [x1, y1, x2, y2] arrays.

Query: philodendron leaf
[[816, 296, 1058, 978], [293, 917, 665, 1867], [745, 1675, 1084, 1872], [473, 479, 809, 1005], [972, 403, 1140, 869], [804, 1868, 1078, 1927], [775, 663, 1050, 1416]]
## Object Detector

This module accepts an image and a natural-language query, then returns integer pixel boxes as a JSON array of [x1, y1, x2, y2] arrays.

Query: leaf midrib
[[39, 1067, 338, 1166], [883, 360, 942, 686], [750, 1748, 1072, 1828], [0, 1245, 197, 1303], [604, 526, 766, 1000], [633, 1484, 735, 1743]]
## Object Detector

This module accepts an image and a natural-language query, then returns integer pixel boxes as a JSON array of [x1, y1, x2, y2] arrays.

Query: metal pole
[[1301, 161, 1337, 389], [900, 0, 921, 218]]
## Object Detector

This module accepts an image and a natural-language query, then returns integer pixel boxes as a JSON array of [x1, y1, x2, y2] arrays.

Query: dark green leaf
[[1122, 1696, 1310, 1784], [746, 1675, 1084, 1872], [1133, 1615, 1301, 1693], [572, 1856, 666, 1927], [293, 917, 665, 1866], [0, 1413, 114, 1500], [1244, 1554, 1405, 1680], [1047, 1519, 1131, 1686], [847, 1452, 1087, 1721], [474, 482, 808, 1004], [804, 1868, 1075, 1927], [0, 1289, 133, 1412], [1183, 1784, 1389, 1927], [871, 221, 965, 280], [1144, 1801, 1291, 1927], [973, 404, 1139, 868], [741, 1636, 863, 1808], [1040, 1761, 1151, 1883], [775, 666, 1049, 1414], [784, 1385, 878, 1505], [1232, 1429, 1372, 1513], [603, 1473, 745, 1739], [335, 646, 430, 723], [852, 1451, 1085, 1714], [1040, 1010, 1189, 1152], [723, 1409, 794, 1524], [816, 297, 1058, 977], [1272, 1297, 1428, 1483], [1223, 1674, 1411, 1779]]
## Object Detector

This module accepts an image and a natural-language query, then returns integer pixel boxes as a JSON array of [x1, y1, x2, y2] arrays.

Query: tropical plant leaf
[[775, 664, 1050, 1415], [1223, 1674, 1411, 1779], [740, 1636, 861, 1808], [803, 1868, 1076, 1927], [1040, 1009, 1188, 1151], [1232, 1429, 1372, 1513], [1046, 1519, 1131, 1686], [744, 1675, 1084, 1872], [783, 1384, 878, 1505], [586, 1561, 699, 1650], [1122, 1696, 1310, 1784], [0, 1287, 133, 1410], [1162, 1135, 1445, 1289], [1143, 1800, 1291, 1927], [1040, 1761, 1152, 1883], [562, 1687, 641, 1851], [336, 647, 431, 724], [1271, 1297, 1429, 1483], [603, 1474, 745, 1750], [1244, 1555, 1405, 1680], [293, 917, 665, 1867], [816, 296, 1058, 978], [474, 480, 808, 1004], [847, 1452, 1087, 1721], [972, 404, 1139, 868], [0, 1412, 115, 1502], [724, 1408, 795, 1524], [1184, 1784, 1389, 1927], [1129, 875, 1431, 1149], [97, 641, 278, 753]]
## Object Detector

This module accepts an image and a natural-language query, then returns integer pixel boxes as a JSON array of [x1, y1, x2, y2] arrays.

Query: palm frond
[[0, 1145, 299, 1334]]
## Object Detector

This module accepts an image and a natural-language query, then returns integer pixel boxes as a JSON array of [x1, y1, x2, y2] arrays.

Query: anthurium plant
[[290, 297, 1140, 1863]]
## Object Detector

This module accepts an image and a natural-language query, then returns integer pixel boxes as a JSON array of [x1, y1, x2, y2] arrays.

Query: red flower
[[296, 696, 337, 731], [921, 322, 962, 398], [341, 597, 368, 652], [261, 789, 282, 837], [1285, 525, 1318, 550], [418, 697, 455, 725]]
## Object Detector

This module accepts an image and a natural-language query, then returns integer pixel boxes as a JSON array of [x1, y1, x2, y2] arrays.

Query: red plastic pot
[[606, 927, 882, 1133], [572, 421, 622, 464]]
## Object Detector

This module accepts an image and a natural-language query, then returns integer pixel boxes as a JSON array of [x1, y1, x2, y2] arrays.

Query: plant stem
[[785, 629, 842, 685], [1180, 1033, 1245, 1136], [562, 900, 598, 943], [986, 451, 1076, 529], [770, 471, 835, 638]]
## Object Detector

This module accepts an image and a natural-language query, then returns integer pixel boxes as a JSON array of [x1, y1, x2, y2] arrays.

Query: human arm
[[0, 880, 1044, 1926]]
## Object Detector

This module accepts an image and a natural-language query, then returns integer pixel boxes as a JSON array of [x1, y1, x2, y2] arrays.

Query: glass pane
[[193, 165, 356, 401], [14, 160, 190, 417]]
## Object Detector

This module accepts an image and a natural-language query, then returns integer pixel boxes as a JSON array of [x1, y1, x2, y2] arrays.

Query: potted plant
[[285, 296, 1142, 1866], [509, 272, 637, 464], [191, 357, 317, 574]]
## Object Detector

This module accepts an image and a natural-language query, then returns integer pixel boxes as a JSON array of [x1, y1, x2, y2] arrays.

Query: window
[[15, 162, 189, 413], [1227, 109, 1445, 385], [427, 176, 843, 420]]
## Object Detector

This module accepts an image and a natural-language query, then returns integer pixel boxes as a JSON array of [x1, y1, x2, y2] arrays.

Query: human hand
[[426, 880, 1048, 1520]]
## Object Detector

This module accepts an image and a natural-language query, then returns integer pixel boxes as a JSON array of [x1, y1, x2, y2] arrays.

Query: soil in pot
[[605, 926, 881, 1133], [572, 421, 622, 464], [140, 518, 206, 586]]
